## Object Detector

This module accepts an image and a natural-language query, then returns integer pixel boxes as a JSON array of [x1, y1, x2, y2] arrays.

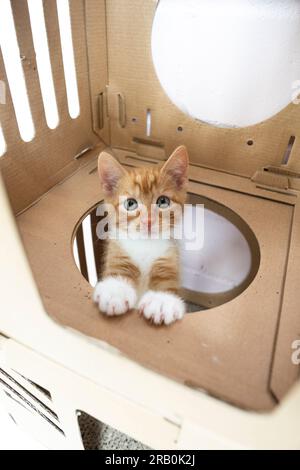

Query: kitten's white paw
[[138, 290, 185, 325], [93, 276, 137, 316]]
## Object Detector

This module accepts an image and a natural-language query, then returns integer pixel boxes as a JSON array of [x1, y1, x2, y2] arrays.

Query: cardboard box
[[0, 0, 299, 449]]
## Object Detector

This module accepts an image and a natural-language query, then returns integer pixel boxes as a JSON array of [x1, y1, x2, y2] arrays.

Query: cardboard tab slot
[[118, 92, 126, 128], [98, 92, 105, 129], [146, 108, 152, 137], [282, 135, 296, 165]]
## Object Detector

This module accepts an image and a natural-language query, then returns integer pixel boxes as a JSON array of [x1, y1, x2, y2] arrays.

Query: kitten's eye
[[156, 195, 170, 209], [124, 198, 138, 211]]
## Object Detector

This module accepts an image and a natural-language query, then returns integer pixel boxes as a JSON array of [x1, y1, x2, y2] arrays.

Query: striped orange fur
[[94, 146, 189, 325]]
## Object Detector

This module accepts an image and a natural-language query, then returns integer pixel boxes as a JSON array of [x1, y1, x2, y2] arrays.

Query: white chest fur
[[117, 238, 173, 275]]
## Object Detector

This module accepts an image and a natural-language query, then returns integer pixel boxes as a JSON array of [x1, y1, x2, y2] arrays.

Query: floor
[[78, 410, 149, 450]]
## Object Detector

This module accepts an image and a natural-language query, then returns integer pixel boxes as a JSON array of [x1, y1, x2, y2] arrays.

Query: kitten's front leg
[[93, 241, 140, 316], [138, 253, 186, 325]]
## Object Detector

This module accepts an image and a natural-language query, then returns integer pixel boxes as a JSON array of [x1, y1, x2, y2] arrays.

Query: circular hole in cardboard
[[151, 0, 300, 127], [73, 193, 260, 313]]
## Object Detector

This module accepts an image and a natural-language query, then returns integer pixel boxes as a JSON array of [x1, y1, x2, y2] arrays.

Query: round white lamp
[[152, 0, 300, 128]]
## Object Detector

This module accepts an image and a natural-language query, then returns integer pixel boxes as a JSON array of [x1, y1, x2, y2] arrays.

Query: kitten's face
[[98, 146, 189, 238]]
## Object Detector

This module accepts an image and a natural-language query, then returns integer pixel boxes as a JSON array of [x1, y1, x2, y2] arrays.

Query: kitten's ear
[[98, 151, 126, 196], [160, 145, 189, 189]]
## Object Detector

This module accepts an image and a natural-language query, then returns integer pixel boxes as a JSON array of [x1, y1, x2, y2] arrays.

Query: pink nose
[[141, 215, 155, 229], [141, 217, 152, 228]]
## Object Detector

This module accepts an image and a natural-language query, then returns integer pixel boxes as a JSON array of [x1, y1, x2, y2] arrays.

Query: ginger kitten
[[93, 146, 189, 325]]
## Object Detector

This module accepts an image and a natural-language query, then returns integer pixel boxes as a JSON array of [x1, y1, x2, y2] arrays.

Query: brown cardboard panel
[[271, 202, 300, 400], [0, 0, 106, 214], [16, 155, 295, 411], [106, 0, 300, 177]]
